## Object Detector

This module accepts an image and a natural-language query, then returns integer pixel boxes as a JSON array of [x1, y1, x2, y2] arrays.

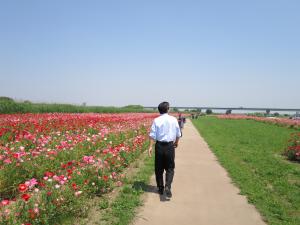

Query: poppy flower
[[103, 175, 109, 182], [21, 193, 31, 201], [1, 199, 10, 206], [72, 183, 77, 190], [19, 183, 28, 192]]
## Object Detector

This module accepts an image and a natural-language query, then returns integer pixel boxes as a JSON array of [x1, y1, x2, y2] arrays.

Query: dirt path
[[133, 119, 266, 225]]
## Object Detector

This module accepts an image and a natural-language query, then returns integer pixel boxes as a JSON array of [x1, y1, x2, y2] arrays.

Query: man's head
[[158, 102, 169, 114]]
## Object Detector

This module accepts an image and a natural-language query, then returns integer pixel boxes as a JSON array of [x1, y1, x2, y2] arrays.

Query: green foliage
[[193, 117, 300, 225], [0, 98, 24, 114], [122, 105, 144, 110], [0, 101, 153, 114], [226, 109, 232, 114], [0, 97, 14, 102], [172, 107, 179, 112], [206, 109, 213, 114]]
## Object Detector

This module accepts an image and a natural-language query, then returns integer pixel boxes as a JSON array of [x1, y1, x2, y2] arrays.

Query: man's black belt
[[156, 141, 174, 145]]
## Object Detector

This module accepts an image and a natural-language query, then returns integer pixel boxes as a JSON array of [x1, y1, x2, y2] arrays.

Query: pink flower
[[3, 158, 12, 164], [25, 178, 38, 189], [75, 191, 83, 196], [83, 155, 95, 164], [1, 199, 10, 206], [116, 181, 123, 187], [34, 207, 39, 214]]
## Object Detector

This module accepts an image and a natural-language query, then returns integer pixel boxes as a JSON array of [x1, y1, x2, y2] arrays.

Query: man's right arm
[[148, 121, 156, 157], [148, 138, 155, 157]]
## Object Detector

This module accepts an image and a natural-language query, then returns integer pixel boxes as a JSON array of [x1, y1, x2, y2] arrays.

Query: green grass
[[192, 117, 300, 225], [97, 153, 154, 225]]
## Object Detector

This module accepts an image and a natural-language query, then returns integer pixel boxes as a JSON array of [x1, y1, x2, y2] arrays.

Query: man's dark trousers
[[155, 141, 175, 189]]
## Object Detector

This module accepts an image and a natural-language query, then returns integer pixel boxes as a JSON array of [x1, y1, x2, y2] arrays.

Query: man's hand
[[148, 146, 153, 157], [174, 142, 178, 148], [174, 137, 179, 148], [148, 138, 155, 157]]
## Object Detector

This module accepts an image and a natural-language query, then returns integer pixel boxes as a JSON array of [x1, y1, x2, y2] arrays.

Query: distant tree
[[82, 102, 87, 107], [0, 96, 14, 102], [226, 109, 232, 115], [23, 100, 32, 104], [266, 109, 271, 114], [197, 108, 202, 113], [123, 105, 143, 109], [206, 109, 213, 114], [173, 107, 179, 112], [274, 112, 280, 117]]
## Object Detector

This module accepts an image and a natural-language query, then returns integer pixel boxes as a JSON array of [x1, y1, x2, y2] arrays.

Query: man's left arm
[[174, 119, 181, 148], [174, 137, 179, 148]]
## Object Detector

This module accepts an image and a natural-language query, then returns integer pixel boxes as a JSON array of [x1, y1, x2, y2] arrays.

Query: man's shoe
[[165, 186, 172, 198], [158, 187, 164, 195]]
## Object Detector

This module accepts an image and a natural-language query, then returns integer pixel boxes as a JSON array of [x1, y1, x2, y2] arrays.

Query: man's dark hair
[[158, 102, 170, 114]]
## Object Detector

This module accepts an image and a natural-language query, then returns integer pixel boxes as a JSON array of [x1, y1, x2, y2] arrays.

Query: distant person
[[178, 113, 185, 137], [191, 113, 195, 119], [178, 113, 185, 129], [148, 102, 181, 198]]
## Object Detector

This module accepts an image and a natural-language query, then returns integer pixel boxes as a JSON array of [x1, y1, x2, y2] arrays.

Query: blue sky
[[0, 0, 299, 107]]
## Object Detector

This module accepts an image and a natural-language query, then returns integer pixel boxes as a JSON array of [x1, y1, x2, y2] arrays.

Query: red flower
[[19, 183, 28, 192], [38, 182, 46, 187], [103, 175, 109, 182], [21, 193, 31, 201], [28, 209, 35, 219], [72, 183, 77, 190], [44, 171, 54, 177]]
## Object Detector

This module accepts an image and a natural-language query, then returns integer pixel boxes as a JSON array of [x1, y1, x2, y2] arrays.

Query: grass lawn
[[192, 117, 300, 225]]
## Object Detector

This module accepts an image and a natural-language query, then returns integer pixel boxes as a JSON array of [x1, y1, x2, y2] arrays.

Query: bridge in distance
[[143, 106, 300, 114]]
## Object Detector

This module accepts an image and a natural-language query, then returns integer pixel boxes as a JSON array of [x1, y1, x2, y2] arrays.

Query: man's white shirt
[[149, 113, 181, 142]]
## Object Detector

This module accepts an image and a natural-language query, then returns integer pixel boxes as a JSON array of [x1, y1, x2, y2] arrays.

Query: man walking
[[148, 102, 181, 198]]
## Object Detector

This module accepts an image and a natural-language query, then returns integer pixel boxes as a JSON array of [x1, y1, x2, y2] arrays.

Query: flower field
[[217, 114, 300, 129], [0, 113, 157, 224]]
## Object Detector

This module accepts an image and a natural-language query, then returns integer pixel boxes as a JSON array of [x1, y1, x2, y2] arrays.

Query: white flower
[[75, 191, 83, 196]]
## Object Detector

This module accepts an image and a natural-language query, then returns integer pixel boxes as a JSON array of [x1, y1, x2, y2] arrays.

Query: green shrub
[[206, 109, 213, 114], [284, 133, 300, 161]]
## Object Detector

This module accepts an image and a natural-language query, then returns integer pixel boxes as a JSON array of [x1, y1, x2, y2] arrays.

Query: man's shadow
[[132, 181, 170, 202]]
